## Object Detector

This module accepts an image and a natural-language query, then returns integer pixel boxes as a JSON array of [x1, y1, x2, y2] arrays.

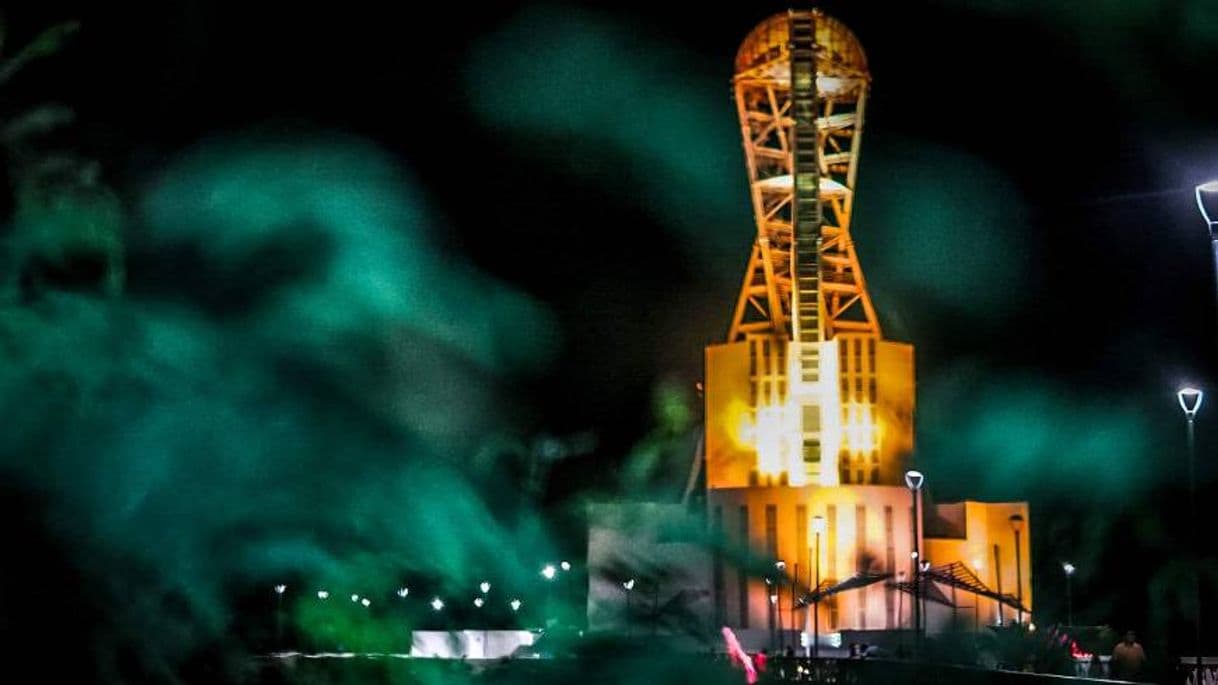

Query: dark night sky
[[14, 0, 1217, 395], [5, 0, 1218, 674]]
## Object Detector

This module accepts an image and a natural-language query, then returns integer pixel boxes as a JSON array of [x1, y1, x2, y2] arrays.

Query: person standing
[[1111, 630, 1146, 680]]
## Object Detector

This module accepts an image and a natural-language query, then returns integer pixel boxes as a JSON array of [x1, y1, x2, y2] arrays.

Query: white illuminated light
[[510, 598, 522, 611], [770, 593, 779, 605], [775, 560, 786, 571], [317, 590, 329, 600], [1178, 387, 1204, 419], [480, 582, 491, 594], [1063, 562, 1076, 576], [474, 597, 485, 608], [560, 561, 571, 572], [350, 594, 360, 603], [904, 470, 925, 491], [431, 597, 444, 611], [274, 584, 287, 595], [972, 558, 984, 571], [541, 565, 557, 580], [811, 515, 826, 535], [397, 587, 409, 598], [361, 598, 371, 607], [1196, 182, 1218, 231], [623, 579, 635, 591]]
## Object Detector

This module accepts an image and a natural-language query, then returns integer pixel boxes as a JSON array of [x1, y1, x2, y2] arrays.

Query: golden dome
[[734, 11, 869, 81]]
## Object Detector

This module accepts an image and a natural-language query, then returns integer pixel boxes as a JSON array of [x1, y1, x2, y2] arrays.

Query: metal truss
[[728, 10, 880, 343]]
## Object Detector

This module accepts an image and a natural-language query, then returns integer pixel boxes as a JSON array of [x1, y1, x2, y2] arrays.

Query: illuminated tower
[[696, 11, 1031, 645], [706, 10, 914, 490]]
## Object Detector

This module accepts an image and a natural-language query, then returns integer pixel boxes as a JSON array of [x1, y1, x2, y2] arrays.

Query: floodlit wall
[[925, 500, 1033, 630], [707, 485, 917, 636]]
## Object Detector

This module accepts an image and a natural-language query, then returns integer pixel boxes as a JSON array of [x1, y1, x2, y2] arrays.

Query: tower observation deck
[[705, 10, 915, 489]]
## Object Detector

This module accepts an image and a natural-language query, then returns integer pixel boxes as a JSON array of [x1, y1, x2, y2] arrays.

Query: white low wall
[[409, 630, 537, 659]]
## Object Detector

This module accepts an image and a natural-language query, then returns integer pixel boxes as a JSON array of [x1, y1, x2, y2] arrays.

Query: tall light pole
[[1179, 386, 1205, 683], [896, 570, 906, 634], [775, 560, 786, 652], [1010, 514, 1025, 626], [905, 470, 925, 653], [273, 584, 287, 648], [622, 578, 635, 638], [1062, 563, 1075, 627], [919, 560, 931, 637], [812, 515, 826, 659], [1194, 182, 1218, 301]]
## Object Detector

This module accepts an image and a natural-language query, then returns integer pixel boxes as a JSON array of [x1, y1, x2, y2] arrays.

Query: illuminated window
[[738, 506, 749, 628], [766, 504, 777, 634], [884, 505, 895, 627], [803, 438, 820, 463], [796, 505, 808, 570], [713, 506, 725, 626], [827, 505, 838, 579]]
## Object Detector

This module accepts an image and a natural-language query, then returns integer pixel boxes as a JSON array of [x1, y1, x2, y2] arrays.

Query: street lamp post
[[1179, 386, 1205, 683], [1062, 563, 1075, 627], [273, 584, 287, 648], [1194, 182, 1218, 301], [775, 560, 786, 652], [622, 578, 635, 638], [905, 470, 925, 654], [897, 570, 906, 632], [1010, 514, 1025, 626], [812, 515, 825, 659], [919, 560, 931, 638]]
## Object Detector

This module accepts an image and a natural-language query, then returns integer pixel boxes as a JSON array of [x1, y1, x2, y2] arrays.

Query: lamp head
[[1009, 513, 1025, 533], [480, 581, 491, 594], [397, 587, 410, 598], [1178, 387, 1204, 419], [273, 584, 287, 595], [623, 578, 635, 591], [1197, 182, 1218, 233], [541, 564, 557, 580], [431, 597, 444, 611], [317, 590, 329, 600], [510, 598, 522, 611], [474, 597, 485, 608], [904, 470, 925, 492], [1063, 562, 1075, 576], [811, 515, 826, 535]]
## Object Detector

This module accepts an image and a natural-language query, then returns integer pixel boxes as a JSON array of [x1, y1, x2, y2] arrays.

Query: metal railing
[[765, 657, 1145, 684]]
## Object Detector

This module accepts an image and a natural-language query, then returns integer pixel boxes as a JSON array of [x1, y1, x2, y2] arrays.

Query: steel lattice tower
[[729, 10, 878, 342], [705, 10, 914, 489]]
